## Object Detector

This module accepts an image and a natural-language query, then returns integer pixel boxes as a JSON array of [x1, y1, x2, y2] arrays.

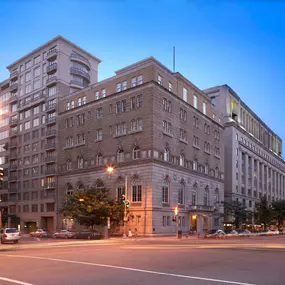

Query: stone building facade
[[57, 57, 225, 235]]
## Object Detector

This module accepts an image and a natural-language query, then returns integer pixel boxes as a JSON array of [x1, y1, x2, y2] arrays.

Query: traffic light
[[0, 168, 3, 188], [121, 194, 126, 204], [126, 200, 130, 209], [174, 206, 178, 216], [172, 216, 176, 222]]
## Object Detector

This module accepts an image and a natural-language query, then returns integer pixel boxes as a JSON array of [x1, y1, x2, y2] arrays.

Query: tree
[[223, 200, 251, 229], [271, 200, 285, 230], [59, 188, 124, 229], [254, 196, 273, 230]]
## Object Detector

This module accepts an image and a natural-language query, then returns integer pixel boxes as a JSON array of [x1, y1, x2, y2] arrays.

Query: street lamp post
[[107, 167, 128, 239]]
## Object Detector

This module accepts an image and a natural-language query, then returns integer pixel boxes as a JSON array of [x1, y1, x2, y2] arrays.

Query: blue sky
[[0, 0, 285, 151]]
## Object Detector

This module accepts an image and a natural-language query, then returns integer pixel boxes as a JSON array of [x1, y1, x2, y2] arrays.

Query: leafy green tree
[[223, 200, 251, 229], [59, 188, 124, 229], [271, 200, 285, 230], [254, 196, 273, 230]]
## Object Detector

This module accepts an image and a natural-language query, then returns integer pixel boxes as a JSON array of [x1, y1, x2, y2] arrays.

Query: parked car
[[73, 230, 103, 240], [225, 230, 239, 237], [266, 229, 279, 235], [52, 230, 76, 239], [0, 228, 21, 244], [236, 229, 251, 237], [29, 229, 48, 238], [204, 229, 226, 238]]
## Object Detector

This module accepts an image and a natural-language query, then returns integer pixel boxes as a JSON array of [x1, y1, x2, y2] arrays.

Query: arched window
[[96, 153, 103, 166], [116, 179, 125, 200], [95, 181, 104, 190], [133, 146, 141, 160], [164, 148, 169, 162], [205, 164, 209, 175], [178, 181, 185, 204], [66, 160, 72, 171], [204, 186, 209, 206], [77, 157, 83, 169], [207, 125, 210, 134], [132, 178, 142, 202], [179, 154, 185, 167], [117, 149, 124, 162], [162, 178, 169, 204], [131, 119, 137, 131], [214, 188, 219, 204], [193, 159, 198, 171], [66, 184, 73, 196], [78, 183, 84, 190]]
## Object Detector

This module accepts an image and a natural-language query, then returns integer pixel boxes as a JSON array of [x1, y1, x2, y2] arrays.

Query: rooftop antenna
[[173, 46, 176, 72]]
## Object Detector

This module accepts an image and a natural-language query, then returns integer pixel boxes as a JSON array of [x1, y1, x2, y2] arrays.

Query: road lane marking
[[5, 255, 256, 285], [0, 277, 34, 285]]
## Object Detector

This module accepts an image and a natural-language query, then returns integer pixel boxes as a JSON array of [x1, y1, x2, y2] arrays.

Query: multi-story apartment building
[[57, 57, 225, 236], [204, 85, 285, 224], [0, 36, 101, 232]]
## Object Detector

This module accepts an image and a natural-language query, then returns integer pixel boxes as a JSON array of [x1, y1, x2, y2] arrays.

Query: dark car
[[73, 230, 103, 240]]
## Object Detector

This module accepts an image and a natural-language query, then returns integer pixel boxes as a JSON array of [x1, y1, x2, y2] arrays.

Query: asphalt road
[[1, 237, 285, 285]]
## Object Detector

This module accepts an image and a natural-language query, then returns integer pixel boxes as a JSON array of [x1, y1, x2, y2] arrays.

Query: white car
[[52, 230, 75, 239], [0, 228, 21, 244], [266, 229, 279, 235], [29, 229, 48, 238]]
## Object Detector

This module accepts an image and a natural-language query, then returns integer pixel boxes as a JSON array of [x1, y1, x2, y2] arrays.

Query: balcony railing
[[46, 76, 58, 87], [46, 117, 56, 125], [44, 182, 56, 189], [70, 67, 90, 81], [10, 70, 19, 80], [45, 169, 56, 175], [18, 92, 46, 110], [70, 53, 90, 67], [9, 118, 19, 126], [46, 63, 57, 74], [45, 143, 56, 150], [9, 83, 18, 92], [10, 165, 18, 170], [46, 48, 58, 61], [46, 129, 56, 137], [9, 130, 18, 137], [8, 95, 18, 103], [45, 156, 56, 163], [10, 153, 18, 159], [9, 142, 18, 148], [8, 175, 17, 181], [70, 79, 87, 88], [46, 103, 57, 111], [188, 205, 215, 212]]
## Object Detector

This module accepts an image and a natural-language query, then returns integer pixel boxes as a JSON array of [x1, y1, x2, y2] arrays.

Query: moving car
[[73, 230, 103, 240], [52, 230, 76, 239], [236, 229, 251, 237], [204, 229, 226, 238], [0, 228, 21, 244], [29, 229, 48, 238], [266, 229, 279, 235], [225, 230, 239, 237]]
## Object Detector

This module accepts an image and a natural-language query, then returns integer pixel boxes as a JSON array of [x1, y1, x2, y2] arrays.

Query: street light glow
[[107, 166, 114, 173]]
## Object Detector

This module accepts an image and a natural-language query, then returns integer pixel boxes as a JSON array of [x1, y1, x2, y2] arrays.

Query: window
[[163, 120, 172, 134], [25, 84, 31, 94], [97, 108, 103, 119], [117, 149, 124, 162], [193, 160, 198, 171], [33, 118, 40, 127], [116, 102, 120, 113], [179, 154, 185, 166], [77, 97, 82, 106], [137, 94, 142, 107], [24, 121, 31, 130], [183, 88, 188, 102], [158, 74, 163, 85], [205, 164, 209, 175], [101, 89, 106, 98], [193, 136, 199, 147], [33, 106, 40, 115], [131, 77, 136, 87], [178, 182, 185, 204], [46, 203, 55, 212], [168, 82, 172, 92], [179, 129, 187, 141], [164, 148, 169, 162], [77, 157, 84, 169], [96, 153, 103, 165], [162, 179, 169, 203], [96, 129, 103, 140], [202, 102, 207, 115], [121, 100, 126, 112], [130, 97, 136, 109], [66, 160, 72, 171], [116, 83, 121, 92], [48, 86, 56, 97], [214, 189, 219, 204], [133, 146, 140, 160], [122, 80, 127, 90], [95, 91, 100, 100], [117, 180, 125, 199], [193, 95, 198, 109], [204, 187, 209, 206], [131, 119, 137, 131], [132, 179, 142, 202], [34, 66, 40, 77], [192, 191, 197, 205], [83, 96, 86, 105]]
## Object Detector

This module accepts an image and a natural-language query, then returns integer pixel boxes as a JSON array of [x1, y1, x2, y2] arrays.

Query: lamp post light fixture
[[107, 166, 128, 239]]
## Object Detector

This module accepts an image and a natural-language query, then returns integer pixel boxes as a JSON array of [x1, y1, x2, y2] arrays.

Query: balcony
[[44, 182, 56, 189], [46, 117, 56, 125], [9, 142, 18, 149], [46, 48, 58, 61], [8, 175, 17, 182], [70, 80, 87, 89], [70, 53, 90, 68], [9, 118, 19, 127], [70, 67, 90, 81], [10, 153, 18, 159], [9, 83, 18, 92], [45, 169, 56, 176], [45, 156, 56, 163], [188, 205, 215, 212], [46, 103, 57, 112], [46, 63, 57, 74], [17, 92, 46, 111], [8, 186, 17, 193], [46, 76, 58, 87], [10, 165, 18, 170], [8, 95, 18, 103], [46, 129, 56, 137], [10, 70, 19, 80], [9, 130, 18, 137], [45, 143, 56, 150]]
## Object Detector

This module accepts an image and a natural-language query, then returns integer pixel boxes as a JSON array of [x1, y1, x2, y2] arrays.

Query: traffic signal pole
[[123, 174, 128, 238]]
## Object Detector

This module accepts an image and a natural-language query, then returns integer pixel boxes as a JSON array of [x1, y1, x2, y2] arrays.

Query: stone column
[[245, 153, 249, 196], [256, 160, 260, 193], [197, 214, 203, 236]]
